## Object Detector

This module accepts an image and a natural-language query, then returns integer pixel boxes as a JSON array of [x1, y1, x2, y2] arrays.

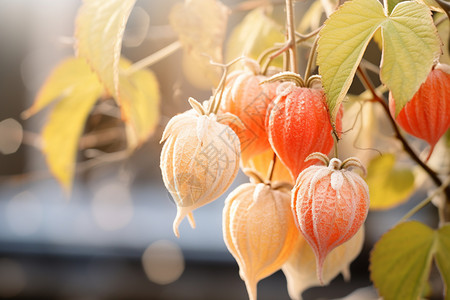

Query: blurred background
[[0, 0, 443, 299]]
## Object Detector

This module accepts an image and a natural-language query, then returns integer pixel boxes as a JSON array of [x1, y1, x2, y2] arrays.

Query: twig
[[398, 176, 450, 224], [295, 26, 322, 42], [125, 41, 182, 75], [285, 0, 298, 73], [304, 35, 319, 80]]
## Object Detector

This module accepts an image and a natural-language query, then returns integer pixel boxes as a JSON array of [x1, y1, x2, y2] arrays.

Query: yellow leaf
[[22, 58, 101, 118], [75, 0, 136, 100], [317, 0, 441, 123], [317, 0, 385, 125], [170, 0, 229, 89], [226, 8, 284, 69], [27, 57, 103, 190], [119, 59, 160, 149], [380, 1, 442, 116], [366, 154, 415, 210]]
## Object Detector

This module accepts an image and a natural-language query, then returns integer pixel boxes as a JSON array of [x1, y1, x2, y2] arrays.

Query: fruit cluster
[[160, 59, 372, 299], [160, 54, 449, 298]]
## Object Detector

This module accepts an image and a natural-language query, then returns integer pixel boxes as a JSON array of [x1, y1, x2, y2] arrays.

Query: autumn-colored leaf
[[435, 224, 450, 300], [366, 154, 415, 210], [317, 0, 441, 123], [75, 0, 136, 102], [370, 221, 436, 300], [170, 0, 229, 89], [226, 8, 284, 69], [23, 57, 103, 190], [119, 59, 160, 149]]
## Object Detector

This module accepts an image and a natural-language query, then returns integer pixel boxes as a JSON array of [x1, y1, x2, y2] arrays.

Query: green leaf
[[386, 0, 405, 14], [366, 154, 415, 210], [436, 224, 450, 300], [119, 59, 160, 149], [317, 0, 385, 125], [317, 0, 441, 123], [75, 0, 136, 101], [28, 58, 103, 190], [226, 8, 284, 69], [170, 0, 229, 89], [370, 221, 436, 300], [380, 1, 441, 116]]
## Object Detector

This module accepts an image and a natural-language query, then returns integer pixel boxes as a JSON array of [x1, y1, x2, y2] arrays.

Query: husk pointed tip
[[173, 208, 188, 238], [316, 255, 326, 285], [244, 278, 258, 300]]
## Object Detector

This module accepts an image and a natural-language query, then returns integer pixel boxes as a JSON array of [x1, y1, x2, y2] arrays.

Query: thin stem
[[259, 27, 322, 74], [295, 25, 322, 42], [356, 66, 450, 217], [208, 56, 245, 115], [212, 69, 228, 115], [304, 35, 319, 80], [267, 152, 278, 182], [332, 131, 339, 158], [285, 0, 298, 73], [398, 176, 450, 225], [125, 41, 182, 75], [435, 14, 448, 27]]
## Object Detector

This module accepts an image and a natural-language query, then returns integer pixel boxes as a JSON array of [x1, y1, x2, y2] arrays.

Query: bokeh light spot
[[91, 182, 133, 231], [142, 240, 184, 285], [6, 191, 42, 236], [0, 118, 23, 155]]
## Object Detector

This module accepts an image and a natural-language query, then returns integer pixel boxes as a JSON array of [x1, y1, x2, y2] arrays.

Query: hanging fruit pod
[[266, 82, 343, 179], [291, 152, 369, 283], [389, 65, 450, 159], [282, 227, 365, 300], [223, 183, 298, 300], [160, 99, 240, 237], [219, 61, 279, 163]]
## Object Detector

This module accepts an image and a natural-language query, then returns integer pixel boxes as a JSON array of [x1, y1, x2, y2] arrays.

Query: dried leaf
[[170, 0, 229, 89]]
